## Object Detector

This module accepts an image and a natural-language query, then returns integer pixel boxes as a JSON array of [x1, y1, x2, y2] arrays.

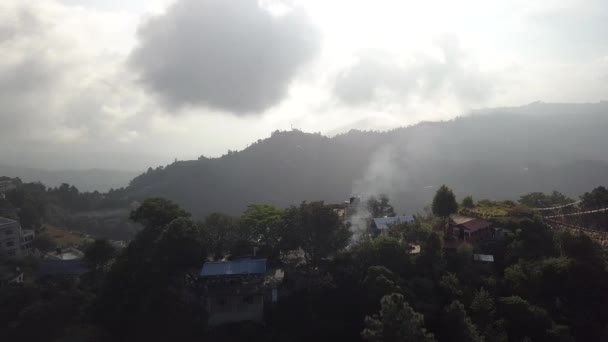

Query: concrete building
[[0, 217, 34, 258], [200, 258, 281, 326]]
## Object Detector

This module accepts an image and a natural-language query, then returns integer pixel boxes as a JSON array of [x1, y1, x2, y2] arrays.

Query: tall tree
[[280, 201, 351, 265], [362, 293, 435, 342], [461, 195, 474, 209], [84, 239, 116, 273], [95, 198, 206, 340], [432, 185, 457, 217], [367, 194, 396, 218], [240, 204, 284, 249], [439, 300, 483, 342], [201, 212, 239, 260]]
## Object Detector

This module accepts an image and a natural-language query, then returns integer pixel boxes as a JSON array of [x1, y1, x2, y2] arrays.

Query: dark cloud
[[129, 0, 320, 114], [334, 36, 495, 107]]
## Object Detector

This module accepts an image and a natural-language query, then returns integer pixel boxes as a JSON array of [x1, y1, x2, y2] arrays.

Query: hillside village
[[1, 176, 608, 341]]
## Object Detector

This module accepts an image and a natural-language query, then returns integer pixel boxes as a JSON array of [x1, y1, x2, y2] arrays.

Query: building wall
[[207, 294, 264, 326], [0, 222, 21, 257], [0, 220, 35, 257]]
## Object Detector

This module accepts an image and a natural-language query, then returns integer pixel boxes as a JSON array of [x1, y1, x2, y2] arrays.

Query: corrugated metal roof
[[473, 254, 494, 262], [450, 215, 491, 232], [200, 258, 267, 277], [372, 215, 414, 230], [37, 260, 89, 276], [0, 217, 17, 227]]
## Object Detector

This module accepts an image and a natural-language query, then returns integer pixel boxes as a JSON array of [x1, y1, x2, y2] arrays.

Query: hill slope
[[122, 102, 608, 217]]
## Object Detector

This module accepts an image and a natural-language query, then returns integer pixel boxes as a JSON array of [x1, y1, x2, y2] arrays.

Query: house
[[0, 217, 35, 258], [448, 215, 492, 242], [371, 215, 415, 236], [199, 258, 281, 326]]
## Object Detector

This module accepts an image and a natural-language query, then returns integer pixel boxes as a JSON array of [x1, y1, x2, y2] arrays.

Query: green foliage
[[432, 185, 458, 217], [280, 201, 351, 264], [498, 296, 556, 341], [580, 185, 608, 209], [201, 212, 239, 260], [439, 300, 483, 342], [461, 196, 474, 209], [518, 191, 573, 208], [362, 293, 436, 342], [363, 266, 403, 300], [366, 194, 396, 218], [438, 273, 463, 303], [353, 236, 411, 274], [470, 288, 496, 332], [84, 239, 116, 272]]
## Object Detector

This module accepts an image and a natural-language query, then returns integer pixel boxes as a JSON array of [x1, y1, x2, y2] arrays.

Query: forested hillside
[[123, 102, 608, 218]]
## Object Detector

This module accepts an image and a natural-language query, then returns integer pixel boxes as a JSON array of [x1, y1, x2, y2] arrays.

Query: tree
[[498, 296, 554, 341], [201, 212, 239, 260], [353, 236, 411, 274], [367, 195, 396, 218], [519, 191, 573, 208], [432, 185, 457, 217], [362, 293, 435, 342], [280, 201, 351, 265], [95, 198, 206, 340], [84, 239, 116, 272], [438, 300, 483, 342], [461, 196, 474, 209], [580, 186, 608, 209], [470, 288, 496, 333], [240, 204, 284, 251]]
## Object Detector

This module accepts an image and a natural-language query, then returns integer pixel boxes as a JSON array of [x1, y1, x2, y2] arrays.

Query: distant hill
[[117, 102, 608, 217], [0, 165, 139, 192]]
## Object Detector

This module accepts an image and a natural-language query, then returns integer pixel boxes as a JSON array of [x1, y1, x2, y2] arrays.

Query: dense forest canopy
[[1, 184, 608, 341]]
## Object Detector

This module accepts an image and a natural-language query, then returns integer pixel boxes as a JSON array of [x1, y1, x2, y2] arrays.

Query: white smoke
[[348, 145, 411, 243]]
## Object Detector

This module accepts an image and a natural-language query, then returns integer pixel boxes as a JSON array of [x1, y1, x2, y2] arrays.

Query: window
[[218, 298, 227, 306], [7, 250, 16, 256], [5, 229, 13, 235], [6, 240, 15, 247], [243, 296, 254, 304]]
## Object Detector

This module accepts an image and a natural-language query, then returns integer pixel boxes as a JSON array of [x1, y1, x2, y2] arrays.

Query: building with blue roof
[[199, 258, 277, 326], [371, 215, 415, 236]]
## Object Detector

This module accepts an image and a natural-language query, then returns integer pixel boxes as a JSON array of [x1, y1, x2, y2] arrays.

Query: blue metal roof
[[200, 258, 267, 277], [372, 215, 415, 230], [37, 260, 89, 277]]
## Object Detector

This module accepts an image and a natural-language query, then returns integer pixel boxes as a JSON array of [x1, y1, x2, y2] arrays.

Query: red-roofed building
[[448, 215, 492, 242]]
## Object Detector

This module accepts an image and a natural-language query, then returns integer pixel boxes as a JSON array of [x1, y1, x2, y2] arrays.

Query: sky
[[1, 0, 606, 171]]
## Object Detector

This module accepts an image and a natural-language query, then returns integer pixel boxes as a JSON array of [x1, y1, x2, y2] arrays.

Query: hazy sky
[[1, 0, 606, 170]]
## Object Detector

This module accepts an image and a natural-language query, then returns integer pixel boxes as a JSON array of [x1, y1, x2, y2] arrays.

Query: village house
[[199, 258, 282, 326], [371, 215, 415, 236], [448, 215, 492, 242]]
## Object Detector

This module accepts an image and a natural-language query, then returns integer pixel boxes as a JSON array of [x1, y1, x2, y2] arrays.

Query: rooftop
[[0, 217, 18, 227], [473, 254, 495, 262], [200, 258, 267, 277], [450, 215, 491, 232], [372, 215, 415, 230], [45, 247, 85, 261], [37, 260, 89, 277]]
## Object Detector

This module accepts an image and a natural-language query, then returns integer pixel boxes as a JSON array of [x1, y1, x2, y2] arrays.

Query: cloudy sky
[[1, 0, 606, 171]]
